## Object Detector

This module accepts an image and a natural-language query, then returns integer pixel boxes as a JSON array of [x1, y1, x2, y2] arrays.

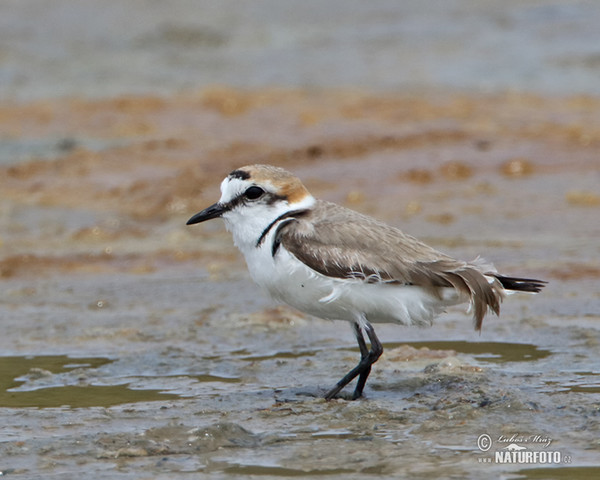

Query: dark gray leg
[[351, 322, 370, 399], [353, 321, 369, 358], [324, 321, 383, 400]]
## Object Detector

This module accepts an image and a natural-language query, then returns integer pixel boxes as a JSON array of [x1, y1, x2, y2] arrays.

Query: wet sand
[[1, 89, 599, 478]]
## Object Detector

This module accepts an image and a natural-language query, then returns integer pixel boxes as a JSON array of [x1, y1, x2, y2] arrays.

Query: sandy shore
[[0, 88, 599, 477]]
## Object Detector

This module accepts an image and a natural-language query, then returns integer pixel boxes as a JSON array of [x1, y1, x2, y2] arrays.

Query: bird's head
[[186, 164, 315, 243]]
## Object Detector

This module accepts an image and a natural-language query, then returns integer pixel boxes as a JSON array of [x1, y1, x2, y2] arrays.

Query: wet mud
[[1, 87, 599, 479]]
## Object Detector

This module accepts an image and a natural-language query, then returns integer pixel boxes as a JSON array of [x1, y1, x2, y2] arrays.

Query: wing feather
[[278, 200, 503, 330]]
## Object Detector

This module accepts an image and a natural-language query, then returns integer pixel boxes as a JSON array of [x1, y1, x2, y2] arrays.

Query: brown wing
[[278, 200, 502, 330]]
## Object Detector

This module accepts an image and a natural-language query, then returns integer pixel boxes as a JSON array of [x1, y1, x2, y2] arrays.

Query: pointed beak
[[186, 203, 227, 225]]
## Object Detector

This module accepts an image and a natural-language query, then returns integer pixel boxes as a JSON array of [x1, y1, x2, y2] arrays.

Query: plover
[[187, 164, 545, 400]]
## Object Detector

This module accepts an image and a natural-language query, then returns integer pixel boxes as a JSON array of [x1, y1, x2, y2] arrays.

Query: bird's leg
[[352, 322, 370, 399], [324, 321, 383, 400], [352, 323, 383, 399], [353, 321, 369, 359]]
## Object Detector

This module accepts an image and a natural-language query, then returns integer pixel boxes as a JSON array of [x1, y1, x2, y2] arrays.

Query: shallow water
[[0, 355, 179, 408], [0, 341, 556, 409], [0, 262, 599, 478]]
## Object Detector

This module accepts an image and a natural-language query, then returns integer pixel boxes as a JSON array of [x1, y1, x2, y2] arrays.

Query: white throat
[[223, 194, 316, 251]]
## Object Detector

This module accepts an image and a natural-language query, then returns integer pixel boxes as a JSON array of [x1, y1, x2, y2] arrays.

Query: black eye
[[244, 186, 265, 200]]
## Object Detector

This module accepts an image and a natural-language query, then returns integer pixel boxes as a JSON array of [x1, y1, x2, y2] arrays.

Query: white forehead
[[219, 177, 243, 203]]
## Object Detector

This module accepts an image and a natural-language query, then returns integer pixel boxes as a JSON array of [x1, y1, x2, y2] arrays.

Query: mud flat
[[0, 89, 599, 478]]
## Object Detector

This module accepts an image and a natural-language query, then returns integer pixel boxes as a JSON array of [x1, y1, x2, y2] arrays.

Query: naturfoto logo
[[476, 433, 571, 465]]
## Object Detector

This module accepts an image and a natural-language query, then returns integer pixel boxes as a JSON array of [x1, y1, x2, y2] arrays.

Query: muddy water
[[0, 89, 599, 478]]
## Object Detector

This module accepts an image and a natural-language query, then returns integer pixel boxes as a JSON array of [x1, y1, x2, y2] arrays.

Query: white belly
[[243, 245, 462, 327]]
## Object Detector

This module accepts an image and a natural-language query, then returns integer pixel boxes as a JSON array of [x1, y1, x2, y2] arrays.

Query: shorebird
[[187, 164, 545, 400]]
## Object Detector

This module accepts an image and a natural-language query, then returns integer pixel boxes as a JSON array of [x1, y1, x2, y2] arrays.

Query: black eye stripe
[[223, 189, 287, 212]]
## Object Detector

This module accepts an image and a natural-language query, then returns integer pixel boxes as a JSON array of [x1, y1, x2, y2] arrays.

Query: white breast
[[239, 236, 461, 328]]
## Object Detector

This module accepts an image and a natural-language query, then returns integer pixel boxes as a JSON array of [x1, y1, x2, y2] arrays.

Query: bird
[[186, 164, 545, 400]]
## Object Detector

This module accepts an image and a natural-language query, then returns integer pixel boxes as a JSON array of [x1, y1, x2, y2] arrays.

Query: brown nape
[[236, 164, 311, 204]]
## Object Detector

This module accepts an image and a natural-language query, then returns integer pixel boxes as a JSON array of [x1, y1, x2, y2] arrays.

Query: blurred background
[[1, 1, 599, 478], [2, 0, 600, 101]]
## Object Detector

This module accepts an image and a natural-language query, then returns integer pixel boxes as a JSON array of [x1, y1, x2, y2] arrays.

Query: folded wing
[[277, 200, 544, 330]]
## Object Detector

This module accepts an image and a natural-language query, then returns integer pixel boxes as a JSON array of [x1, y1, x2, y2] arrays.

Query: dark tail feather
[[493, 275, 547, 293]]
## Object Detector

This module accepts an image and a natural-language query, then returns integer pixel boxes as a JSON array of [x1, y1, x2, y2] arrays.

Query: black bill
[[186, 203, 227, 225]]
